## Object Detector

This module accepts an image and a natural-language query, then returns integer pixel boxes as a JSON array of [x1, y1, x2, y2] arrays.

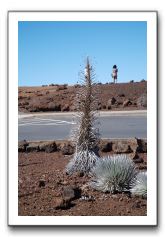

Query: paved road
[[18, 111, 147, 141]]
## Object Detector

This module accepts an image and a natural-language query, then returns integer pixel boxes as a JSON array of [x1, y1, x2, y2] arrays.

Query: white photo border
[[8, 11, 157, 226]]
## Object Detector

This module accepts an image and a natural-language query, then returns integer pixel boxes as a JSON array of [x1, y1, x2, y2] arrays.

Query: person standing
[[111, 65, 118, 83]]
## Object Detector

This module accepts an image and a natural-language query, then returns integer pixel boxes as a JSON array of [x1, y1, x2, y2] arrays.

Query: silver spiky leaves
[[90, 154, 138, 193], [66, 150, 99, 175], [130, 171, 147, 198]]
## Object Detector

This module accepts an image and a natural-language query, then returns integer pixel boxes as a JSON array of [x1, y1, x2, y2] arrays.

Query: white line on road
[[20, 118, 72, 122], [19, 123, 75, 126], [19, 118, 76, 126]]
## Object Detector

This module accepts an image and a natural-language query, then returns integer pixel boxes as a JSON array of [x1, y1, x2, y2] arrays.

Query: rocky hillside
[[18, 81, 147, 113]]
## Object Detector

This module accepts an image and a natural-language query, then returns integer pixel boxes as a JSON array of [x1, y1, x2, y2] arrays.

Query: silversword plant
[[66, 57, 100, 175], [130, 171, 147, 198], [90, 154, 138, 193]]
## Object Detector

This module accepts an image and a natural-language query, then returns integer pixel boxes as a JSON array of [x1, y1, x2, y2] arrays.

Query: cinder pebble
[[80, 195, 94, 201]]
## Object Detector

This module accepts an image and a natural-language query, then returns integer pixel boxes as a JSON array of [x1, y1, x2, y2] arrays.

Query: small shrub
[[140, 79, 146, 82], [130, 172, 147, 198], [56, 85, 67, 91], [90, 154, 137, 193]]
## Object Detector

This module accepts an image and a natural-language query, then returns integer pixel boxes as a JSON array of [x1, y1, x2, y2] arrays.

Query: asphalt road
[[18, 111, 147, 141]]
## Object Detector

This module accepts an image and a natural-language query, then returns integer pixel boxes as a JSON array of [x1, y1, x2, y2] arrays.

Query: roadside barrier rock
[[18, 138, 147, 154]]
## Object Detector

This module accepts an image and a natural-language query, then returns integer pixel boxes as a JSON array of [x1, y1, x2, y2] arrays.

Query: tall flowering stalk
[[66, 57, 100, 175]]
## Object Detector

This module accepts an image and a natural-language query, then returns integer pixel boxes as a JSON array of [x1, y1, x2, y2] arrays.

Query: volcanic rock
[[107, 97, 116, 106], [137, 94, 147, 108], [61, 104, 70, 111], [123, 99, 132, 107], [60, 143, 74, 155], [18, 140, 29, 152], [26, 143, 39, 152], [39, 141, 57, 153], [112, 141, 132, 153], [99, 141, 112, 152]]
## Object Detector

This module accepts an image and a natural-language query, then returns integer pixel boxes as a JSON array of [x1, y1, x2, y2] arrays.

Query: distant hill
[[18, 81, 147, 113]]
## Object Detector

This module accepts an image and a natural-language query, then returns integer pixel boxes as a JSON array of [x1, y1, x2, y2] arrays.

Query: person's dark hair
[[113, 65, 117, 69]]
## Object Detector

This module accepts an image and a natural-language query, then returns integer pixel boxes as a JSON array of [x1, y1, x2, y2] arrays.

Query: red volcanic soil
[[18, 81, 147, 113], [18, 151, 147, 216]]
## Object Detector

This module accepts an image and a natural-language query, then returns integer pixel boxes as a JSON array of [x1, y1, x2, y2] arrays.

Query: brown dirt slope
[[18, 81, 147, 113]]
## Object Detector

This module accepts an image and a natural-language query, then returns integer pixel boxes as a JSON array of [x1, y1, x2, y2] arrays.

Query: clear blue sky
[[18, 21, 147, 86]]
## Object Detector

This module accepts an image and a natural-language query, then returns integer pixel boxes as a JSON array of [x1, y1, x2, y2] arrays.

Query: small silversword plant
[[130, 171, 147, 198]]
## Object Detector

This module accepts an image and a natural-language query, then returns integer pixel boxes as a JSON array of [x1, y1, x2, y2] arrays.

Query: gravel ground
[[18, 151, 147, 216]]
